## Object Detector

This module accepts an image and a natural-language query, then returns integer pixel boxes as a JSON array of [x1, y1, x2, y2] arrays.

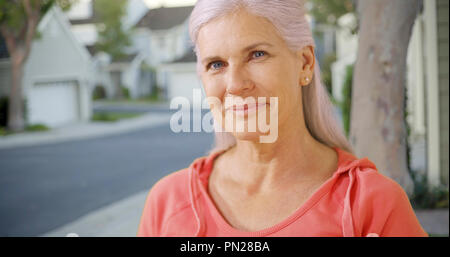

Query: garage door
[[28, 81, 79, 128], [168, 72, 204, 102]]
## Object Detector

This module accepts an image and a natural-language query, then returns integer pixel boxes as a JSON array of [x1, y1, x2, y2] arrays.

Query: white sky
[[143, 0, 197, 8]]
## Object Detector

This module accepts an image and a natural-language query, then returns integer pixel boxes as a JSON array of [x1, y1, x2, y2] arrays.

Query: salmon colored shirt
[[137, 147, 428, 237]]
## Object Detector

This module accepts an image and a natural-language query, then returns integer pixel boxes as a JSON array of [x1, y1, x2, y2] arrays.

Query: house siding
[[437, 0, 449, 186]]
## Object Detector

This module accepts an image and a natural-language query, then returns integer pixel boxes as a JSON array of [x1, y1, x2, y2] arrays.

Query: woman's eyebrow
[[201, 42, 274, 65], [241, 42, 273, 52]]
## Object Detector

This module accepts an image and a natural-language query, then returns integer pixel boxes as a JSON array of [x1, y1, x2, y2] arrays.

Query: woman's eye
[[252, 51, 266, 58], [209, 61, 224, 70]]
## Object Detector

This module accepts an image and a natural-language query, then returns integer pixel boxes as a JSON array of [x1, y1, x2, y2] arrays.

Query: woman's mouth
[[227, 102, 268, 116]]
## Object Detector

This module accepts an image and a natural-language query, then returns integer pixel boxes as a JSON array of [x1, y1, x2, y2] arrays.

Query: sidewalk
[[0, 112, 172, 150], [41, 189, 149, 237]]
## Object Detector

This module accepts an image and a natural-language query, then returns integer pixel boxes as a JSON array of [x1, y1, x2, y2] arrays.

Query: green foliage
[[308, 0, 355, 26], [321, 53, 337, 95], [0, 0, 77, 33], [94, 0, 131, 61], [92, 112, 140, 122], [121, 86, 130, 99], [339, 64, 353, 137], [25, 123, 49, 131], [92, 84, 107, 100], [410, 172, 449, 209]]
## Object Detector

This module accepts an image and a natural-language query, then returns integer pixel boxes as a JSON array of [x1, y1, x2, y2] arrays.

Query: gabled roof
[[39, 6, 92, 61], [136, 6, 194, 30]]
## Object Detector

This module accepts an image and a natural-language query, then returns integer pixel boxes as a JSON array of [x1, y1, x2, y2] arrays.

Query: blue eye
[[211, 62, 224, 70], [252, 51, 266, 58], [207, 61, 225, 71]]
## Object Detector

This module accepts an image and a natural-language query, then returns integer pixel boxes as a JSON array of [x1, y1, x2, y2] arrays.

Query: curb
[[0, 113, 172, 150]]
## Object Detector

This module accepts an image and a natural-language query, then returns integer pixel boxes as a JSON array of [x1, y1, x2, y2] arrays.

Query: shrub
[[25, 123, 49, 132], [321, 53, 337, 95], [340, 64, 353, 137], [92, 85, 107, 100], [121, 86, 130, 99], [410, 172, 449, 209]]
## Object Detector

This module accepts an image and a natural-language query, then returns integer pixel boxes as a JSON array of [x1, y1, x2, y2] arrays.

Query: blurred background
[[0, 0, 448, 237]]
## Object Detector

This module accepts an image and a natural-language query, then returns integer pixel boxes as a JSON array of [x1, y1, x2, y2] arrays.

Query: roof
[[136, 6, 194, 30], [170, 49, 197, 63], [38, 6, 92, 61]]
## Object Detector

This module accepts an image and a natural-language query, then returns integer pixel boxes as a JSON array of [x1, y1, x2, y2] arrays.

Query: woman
[[137, 0, 427, 237]]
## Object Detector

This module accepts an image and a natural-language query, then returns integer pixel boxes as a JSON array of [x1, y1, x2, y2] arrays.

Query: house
[[406, 0, 449, 188], [68, 0, 151, 99], [331, 0, 449, 188], [0, 6, 93, 128], [134, 5, 203, 102]]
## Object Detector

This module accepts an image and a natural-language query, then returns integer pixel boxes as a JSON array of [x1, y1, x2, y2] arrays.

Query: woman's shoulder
[[335, 156, 409, 205], [333, 148, 408, 202]]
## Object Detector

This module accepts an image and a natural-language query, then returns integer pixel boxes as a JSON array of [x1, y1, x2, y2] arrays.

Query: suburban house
[[0, 6, 93, 128], [406, 0, 449, 188], [331, 0, 449, 188], [133, 5, 204, 102], [68, 0, 151, 99]]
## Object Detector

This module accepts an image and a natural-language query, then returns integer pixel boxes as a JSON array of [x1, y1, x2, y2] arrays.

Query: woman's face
[[196, 8, 314, 142]]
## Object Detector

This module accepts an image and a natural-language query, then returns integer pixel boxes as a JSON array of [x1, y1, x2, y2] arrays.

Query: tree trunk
[[8, 50, 26, 132], [1, 1, 40, 132], [350, 0, 421, 196]]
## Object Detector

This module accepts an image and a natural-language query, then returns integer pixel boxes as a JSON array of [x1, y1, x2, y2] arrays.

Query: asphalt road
[[0, 120, 215, 236]]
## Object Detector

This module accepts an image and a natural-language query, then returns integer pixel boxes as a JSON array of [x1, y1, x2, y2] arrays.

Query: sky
[[143, 0, 197, 8]]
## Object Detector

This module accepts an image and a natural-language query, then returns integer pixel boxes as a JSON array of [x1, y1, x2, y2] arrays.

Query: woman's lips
[[227, 102, 268, 116]]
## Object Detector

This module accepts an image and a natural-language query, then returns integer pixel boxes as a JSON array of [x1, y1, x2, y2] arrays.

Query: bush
[[340, 64, 353, 137], [92, 85, 107, 100], [321, 53, 337, 95], [25, 123, 49, 132], [410, 172, 449, 209], [121, 86, 130, 99]]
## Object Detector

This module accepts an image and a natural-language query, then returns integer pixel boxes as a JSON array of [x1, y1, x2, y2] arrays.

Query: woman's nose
[[225, 65, 254, 95]]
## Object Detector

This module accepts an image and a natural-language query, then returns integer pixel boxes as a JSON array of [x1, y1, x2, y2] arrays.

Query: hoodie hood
[[187, 147, 378, 237]]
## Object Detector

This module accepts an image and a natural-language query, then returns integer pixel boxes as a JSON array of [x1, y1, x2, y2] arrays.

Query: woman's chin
[[231, 131, 263, 142]]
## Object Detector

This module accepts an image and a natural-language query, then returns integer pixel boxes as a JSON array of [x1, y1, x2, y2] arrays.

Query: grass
[[91, 112, 142, 122], [0, 123, 50, 136], [429, 234, 449, 237], [94, 93, 166, 105]]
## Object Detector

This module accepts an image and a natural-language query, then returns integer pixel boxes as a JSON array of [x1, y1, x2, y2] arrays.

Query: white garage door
[[168, 72, 204, 102], [28, 81, 79, 128]]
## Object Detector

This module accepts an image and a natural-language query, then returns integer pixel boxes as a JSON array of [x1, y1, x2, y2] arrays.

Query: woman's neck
[[220, 120, 337, 195]]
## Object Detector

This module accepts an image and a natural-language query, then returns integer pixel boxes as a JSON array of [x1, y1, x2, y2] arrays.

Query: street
[[0, 113, 214, 236]]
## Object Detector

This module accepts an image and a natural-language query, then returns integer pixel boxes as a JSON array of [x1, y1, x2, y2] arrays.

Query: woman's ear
[[298, 46, 315, 86]]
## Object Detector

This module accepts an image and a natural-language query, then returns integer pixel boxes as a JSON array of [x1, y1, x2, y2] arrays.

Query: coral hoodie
[[137, 147, 428, 237]]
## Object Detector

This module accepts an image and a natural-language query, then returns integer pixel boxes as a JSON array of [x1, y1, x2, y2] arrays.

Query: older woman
[[138, 0, 427, 237]]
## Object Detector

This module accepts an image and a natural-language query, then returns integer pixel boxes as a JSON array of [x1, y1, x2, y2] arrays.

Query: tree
[[308, 0, 355, 27], [350, 0, 421, 196], [94, 0, 131, 99], [0, 0, 76, 132], [94, 0, 130, 61]]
